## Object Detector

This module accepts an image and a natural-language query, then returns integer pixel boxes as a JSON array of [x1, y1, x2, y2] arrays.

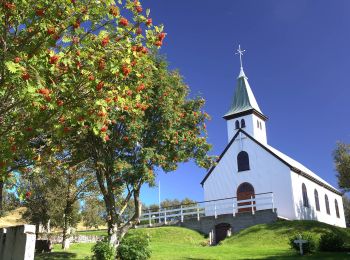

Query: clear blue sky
[[140, 0, 350, 206]]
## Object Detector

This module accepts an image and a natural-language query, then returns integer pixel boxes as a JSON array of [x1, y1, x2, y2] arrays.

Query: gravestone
[[0, 225, 36, 260], [293, 234, 308, 255]]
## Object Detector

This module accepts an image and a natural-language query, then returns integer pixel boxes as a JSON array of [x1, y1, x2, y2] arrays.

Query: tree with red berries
[[0, 0, 164, 214], [72, 57, 213, 247]]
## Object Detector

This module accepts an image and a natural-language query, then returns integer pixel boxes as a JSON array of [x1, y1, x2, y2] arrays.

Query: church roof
[[223, 68, 264, 120], [200, 129, 341, 195]]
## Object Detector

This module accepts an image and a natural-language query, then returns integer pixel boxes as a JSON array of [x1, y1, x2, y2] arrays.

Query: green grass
[[35, 220, 350, 259], [35, 243, 94, 259], [76, 229, 107, 236]]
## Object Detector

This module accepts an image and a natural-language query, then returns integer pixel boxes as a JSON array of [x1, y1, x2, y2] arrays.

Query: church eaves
[[223, 68, 263, 120]]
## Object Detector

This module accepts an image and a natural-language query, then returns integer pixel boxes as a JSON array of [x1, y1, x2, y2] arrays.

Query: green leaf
[[146, 9, 150, 17], [5, 61, 20, 73]]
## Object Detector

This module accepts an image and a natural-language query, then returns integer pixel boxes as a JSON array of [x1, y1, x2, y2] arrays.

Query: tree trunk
[[62, 202, 73, 250], [0, 179, 3, 216]]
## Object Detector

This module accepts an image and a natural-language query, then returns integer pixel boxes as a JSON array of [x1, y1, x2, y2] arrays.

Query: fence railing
[[140, 192, 274, 226]]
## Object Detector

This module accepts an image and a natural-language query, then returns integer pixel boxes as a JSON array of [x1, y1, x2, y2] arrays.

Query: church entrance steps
[[139, 193, 277, 244]]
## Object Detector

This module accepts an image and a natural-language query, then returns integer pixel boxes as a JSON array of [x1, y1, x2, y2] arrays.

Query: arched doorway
[[215, 223, 231, 244], [237, 182, 255, 213]]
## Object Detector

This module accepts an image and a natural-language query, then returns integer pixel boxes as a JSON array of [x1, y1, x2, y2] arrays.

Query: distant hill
[[0, 207, 27, 228], [0, 207, 106, 231]]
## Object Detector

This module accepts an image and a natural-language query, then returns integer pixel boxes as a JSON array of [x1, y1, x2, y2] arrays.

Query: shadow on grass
[[35, 252, 77, 260], [262, 252, 350, 260], [227, 219, 350, 244]]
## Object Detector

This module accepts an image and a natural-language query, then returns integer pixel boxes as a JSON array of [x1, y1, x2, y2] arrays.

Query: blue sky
[[140, 0, 350, 205]]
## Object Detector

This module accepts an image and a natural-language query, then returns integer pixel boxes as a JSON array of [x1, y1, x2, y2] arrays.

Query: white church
[[201, 47, 346, 228]]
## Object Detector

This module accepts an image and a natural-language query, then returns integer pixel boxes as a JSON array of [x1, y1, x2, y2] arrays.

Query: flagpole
[[158, 180, 161, 209]]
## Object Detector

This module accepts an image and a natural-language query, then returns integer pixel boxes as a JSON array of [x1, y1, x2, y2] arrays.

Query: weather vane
[[235, 44, 245, 69]]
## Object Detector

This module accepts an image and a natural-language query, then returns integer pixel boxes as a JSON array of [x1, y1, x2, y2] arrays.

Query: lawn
[[35, 220, 350, 259]]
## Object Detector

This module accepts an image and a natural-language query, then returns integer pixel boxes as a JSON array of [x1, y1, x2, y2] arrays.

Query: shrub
[[319, 232, 345, 252], [117, 232, 151, 260], [91, 239, 116, 260], [289, 232, 317, 254]]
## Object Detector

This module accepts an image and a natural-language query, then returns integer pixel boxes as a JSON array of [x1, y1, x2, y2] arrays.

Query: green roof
[[224, 69, 263, 118]]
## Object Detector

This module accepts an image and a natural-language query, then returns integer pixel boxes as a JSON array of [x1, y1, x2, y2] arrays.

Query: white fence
[[140, 192, 274, 226]]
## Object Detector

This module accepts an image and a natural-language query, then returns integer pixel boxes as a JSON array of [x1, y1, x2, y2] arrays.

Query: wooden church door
[[237, 182, 255, 213]]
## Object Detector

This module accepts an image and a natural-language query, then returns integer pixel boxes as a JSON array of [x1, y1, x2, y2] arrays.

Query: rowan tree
[[71, 57, 213, 247], [0, 0, 163, 216]]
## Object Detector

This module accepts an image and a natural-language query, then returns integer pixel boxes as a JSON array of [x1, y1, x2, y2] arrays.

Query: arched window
[[302, 183, 309, 207], [237, 151, 250, 172], [235, 120, 240, 129], [325, 194, 330, 215], [314, 189, 320, 211], [241, 119, 246, 128], [335, 199, 340, 218]]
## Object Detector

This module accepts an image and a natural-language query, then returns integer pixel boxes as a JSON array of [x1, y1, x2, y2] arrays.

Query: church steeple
[[223, 68, 263, 119], [224, 45, 268, 143]]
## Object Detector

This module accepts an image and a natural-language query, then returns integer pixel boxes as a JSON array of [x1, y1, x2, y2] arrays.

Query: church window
[[237, 151, 250, 172], [335, 199, 340, 218], [302, 183, 309, 207], [235, 120, 240, 129], [314, 189, 320, 211], [241, 119, 246, 128], [325, 195, 330, 215]]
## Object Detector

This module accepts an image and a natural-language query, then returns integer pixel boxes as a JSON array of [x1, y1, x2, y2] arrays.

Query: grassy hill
[[0, 207, 106, 231], [0, 207, 27, 228], [36, 220, 350, 259]]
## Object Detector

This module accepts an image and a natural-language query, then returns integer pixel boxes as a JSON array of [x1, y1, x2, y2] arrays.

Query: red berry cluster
[[96, 81, 104, 91], [37, 88, 51, 101], [119, 17, 128, 27], [101, 36, 109, 47], [155, 32, 166, 47], [49, 55, 59, 64], [4, 2, 16, 10]]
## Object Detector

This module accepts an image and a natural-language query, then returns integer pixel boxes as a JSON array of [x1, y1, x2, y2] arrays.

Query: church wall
[[203, 133, 295, 219], [290, 172, 346, 228]]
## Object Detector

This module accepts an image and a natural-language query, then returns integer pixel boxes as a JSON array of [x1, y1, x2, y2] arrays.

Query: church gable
[[201, 129, 341, 196]]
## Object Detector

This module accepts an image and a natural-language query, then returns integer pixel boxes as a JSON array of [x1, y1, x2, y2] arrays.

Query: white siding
[[227, 114, 267, 144], [203, 132, 295, 219], [290, 172, 346, 228]]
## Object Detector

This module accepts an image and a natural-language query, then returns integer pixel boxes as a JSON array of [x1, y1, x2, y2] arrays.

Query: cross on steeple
[[235, 44, 245, 69]]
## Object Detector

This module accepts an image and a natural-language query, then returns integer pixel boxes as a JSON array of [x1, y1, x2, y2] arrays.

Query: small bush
[[319, 232, 345, 252], [92, 239, 116, 260], [117, 232, 151, 260], [289, 232, 317, 254]]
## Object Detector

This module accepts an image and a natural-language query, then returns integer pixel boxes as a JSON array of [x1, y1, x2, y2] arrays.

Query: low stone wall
[[179, 209, 277, 244], [0, 225, 36, 260], [37, 233, 104, 244]]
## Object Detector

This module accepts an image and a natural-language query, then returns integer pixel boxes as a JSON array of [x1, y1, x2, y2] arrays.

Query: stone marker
[[293, 234, 308, 255], [0, 225, 36, 260]]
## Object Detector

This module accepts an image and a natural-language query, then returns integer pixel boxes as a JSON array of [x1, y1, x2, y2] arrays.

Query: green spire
[[223, 68, 263, 119]]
